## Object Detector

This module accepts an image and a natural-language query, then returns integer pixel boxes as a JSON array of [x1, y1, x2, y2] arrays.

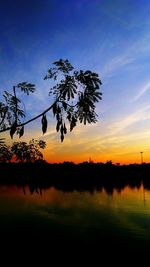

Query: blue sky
[[1, 0, 150, 163]]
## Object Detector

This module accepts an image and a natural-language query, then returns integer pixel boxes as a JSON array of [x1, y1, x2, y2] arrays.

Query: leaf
[[53, 59, 74, 73], [38, 140, 46, 149], [19, 126, 24, 138], [70, 116, 77, 131], [70, 122, 75, 132], [56, 113, 60, 121], [56, 121, 61, 132], [62, 102, 67, 111], [61, 133, 64, 142], [57, 106, 61, 113], [18, 109, 25, 118], [10, 121, 17, 139], [67, 112, 71, 122], [41, 114, 48, 134], [17, 82, 36, 95], [64, 123, 67, 134], [60, 124, 64, 134], [52, 102, 57, 116]]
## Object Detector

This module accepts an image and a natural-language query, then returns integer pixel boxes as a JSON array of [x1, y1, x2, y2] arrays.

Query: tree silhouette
[[11, 139, 46, 163], [0, 143, 12, 162], [0, 59, 102, 141]]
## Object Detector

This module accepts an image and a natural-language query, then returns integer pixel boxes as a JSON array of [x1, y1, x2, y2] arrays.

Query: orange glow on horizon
[[44, 153, 148, 165]]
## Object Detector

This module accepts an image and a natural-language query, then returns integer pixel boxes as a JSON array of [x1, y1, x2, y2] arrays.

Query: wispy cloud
[[107, 105, 150, 135], [132, 81, 150, 102], [101, 29, 150, 79], [102, 54, 134, 78]]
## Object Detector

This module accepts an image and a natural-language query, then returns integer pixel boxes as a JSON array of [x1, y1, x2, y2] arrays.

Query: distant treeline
[[1, 161, 150, 194]]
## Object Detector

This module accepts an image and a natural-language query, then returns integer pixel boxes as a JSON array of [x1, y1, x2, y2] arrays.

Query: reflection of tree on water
[[2, 162, 150, 197], [142, 181, 146, 205], [28, 185, 42, 195], [21, 180, 147, 198], [22, 186, 26, 195]]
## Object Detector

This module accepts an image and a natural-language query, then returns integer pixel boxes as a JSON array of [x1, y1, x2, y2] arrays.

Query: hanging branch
[[0, 59, 102, 141]]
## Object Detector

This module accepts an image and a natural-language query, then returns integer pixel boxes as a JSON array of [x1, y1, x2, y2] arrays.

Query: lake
[[0, 183, 150, 257]]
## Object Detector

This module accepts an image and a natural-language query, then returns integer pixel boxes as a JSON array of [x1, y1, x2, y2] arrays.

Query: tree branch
[[57, 101, 78, 108], [13, 86, 18, 122], [0, 96, 79, 134], [0, 59, 102, 141], [0, 102, 54, 133], [0, 109, 7, 126]]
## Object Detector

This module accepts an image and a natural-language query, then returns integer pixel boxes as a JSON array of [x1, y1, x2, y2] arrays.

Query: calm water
[[1, 184, 150, 254]]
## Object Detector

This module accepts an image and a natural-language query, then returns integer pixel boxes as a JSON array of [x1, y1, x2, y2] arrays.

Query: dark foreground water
[[0, 183, 150, 258]]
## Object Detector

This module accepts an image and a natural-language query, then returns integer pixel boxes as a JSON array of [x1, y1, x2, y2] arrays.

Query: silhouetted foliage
[[0, 161, 148, 194], [0, 59, 102, 141], [0, 143, 12, 162], [11, 139, 46, 163]]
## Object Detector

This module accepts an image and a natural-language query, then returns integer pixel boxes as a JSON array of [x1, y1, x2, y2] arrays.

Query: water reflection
[[1, 184, 150, 254]]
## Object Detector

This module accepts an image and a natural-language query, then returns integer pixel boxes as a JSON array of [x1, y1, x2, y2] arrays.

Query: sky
[[1, 0, 150, 164]]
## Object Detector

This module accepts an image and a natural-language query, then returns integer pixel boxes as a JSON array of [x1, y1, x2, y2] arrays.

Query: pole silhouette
[[140, 152, 143, 164]]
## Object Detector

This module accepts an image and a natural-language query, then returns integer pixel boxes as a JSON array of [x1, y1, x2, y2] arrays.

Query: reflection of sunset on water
[[1, 183, 150, 253]]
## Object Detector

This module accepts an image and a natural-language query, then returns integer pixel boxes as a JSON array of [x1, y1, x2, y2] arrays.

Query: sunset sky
[[1, 0, 150, 164]]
